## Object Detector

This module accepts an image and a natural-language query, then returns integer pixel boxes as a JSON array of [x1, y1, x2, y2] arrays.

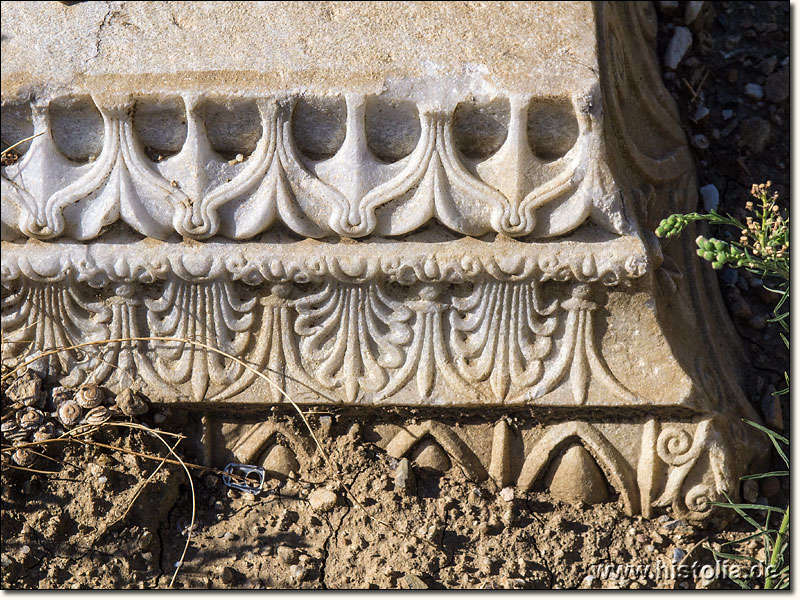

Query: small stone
[[635, 534, 649, 544], [308, 488, 338, 513], [765, 68, 789, 104], [402, 573, 428, 589], [758, 56, 778, 76], [722, 109, 734, 121], [223, 532, 235, 541], [220, 566, 234, 585], [742, 479, 759, 504], [262, 444, 300, 479], [684, 1, 705, 25], [664, 27, 692, 70], [743, 83, 764, 101], [760, 393, 783, 431], [673, 547, 686, 563], [19, 545, 30, 556], [394, 457, 416, 495], [499, 487, 515, 502], [289, 564, 307, 581], [761, 477, 781, 499], [699, 184, 719, 212], [114, 389, 148, 417], [278, 545, 299, 565], [739, 118, 771, 154], [691, 105, 710, 122], [153, 412, 166, 424]]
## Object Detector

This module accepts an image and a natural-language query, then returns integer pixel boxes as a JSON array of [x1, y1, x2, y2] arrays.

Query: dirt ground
[[0, 1, 790, 590]]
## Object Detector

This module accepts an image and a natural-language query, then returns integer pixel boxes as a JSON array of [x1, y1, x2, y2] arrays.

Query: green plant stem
[[765, 506, 789, 589]]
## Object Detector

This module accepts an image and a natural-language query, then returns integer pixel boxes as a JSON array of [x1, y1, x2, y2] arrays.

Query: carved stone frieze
[[1, 1, 770, 518]]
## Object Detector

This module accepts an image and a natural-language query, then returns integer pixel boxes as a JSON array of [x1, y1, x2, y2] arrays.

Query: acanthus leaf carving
[[145, 279, 256, 401], [451, 280, 558, 401], [1, 278, 110, 386], [293, 281, 413, 402]]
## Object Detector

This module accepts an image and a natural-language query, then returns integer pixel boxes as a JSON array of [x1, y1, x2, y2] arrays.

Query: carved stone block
[[1, 1, 768, 520]]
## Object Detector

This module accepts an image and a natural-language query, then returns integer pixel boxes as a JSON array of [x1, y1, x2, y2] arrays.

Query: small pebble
[[684, 0, 705, 25], [220, 566, 234, 585], [722, 109, 734, 120], [673, 547, 686, 563], [759, 56, 778, 76], [153, 412, 166, 425], [692, 105, 710, 122], [744, 83, 764, 101], [742, 479, 759, 504], [761, 393, 783, 431], [223, 532, 235, 541], [394, 458, 416, 495], [20, 545, 30, 556], [699, 184, 719, 212], [664, 27, 692, 70], [308, 488, 338, 513], [289, 564, 307, 581], [499, 487, 514, 502]]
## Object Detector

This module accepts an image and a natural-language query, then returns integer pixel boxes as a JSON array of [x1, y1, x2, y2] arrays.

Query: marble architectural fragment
[[1, 1, 768, 520]]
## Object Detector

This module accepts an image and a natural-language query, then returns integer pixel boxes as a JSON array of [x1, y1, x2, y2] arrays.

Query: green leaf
[[740, 471, 788, 480]]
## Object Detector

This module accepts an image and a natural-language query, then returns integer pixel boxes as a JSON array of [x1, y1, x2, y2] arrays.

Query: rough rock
[[394, 458, 416, 496], [308, 488, 338, 513], [664, 27, 692, 70], [114, 389, 149, 417]]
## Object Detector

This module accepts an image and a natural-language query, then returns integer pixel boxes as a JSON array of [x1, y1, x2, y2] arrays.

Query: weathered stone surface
[[0, 2, 770, 520], [547, 445, 609, 505]]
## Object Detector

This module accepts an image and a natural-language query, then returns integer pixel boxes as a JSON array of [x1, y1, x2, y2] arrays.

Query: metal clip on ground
[[222, 463, 265, 494]]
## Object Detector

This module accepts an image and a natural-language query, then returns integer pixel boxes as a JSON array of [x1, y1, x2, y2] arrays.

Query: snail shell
[[1, 419, 19, 434], [58, 400, 83, 427], [75, 384, 104, 409], [17, 407, 45, 431], [51, 386, 71, 408], [3, 427, 30, 444], [12, 448, 36, 467], [33, 423, 55, 443], [83, 406, 111, 425]]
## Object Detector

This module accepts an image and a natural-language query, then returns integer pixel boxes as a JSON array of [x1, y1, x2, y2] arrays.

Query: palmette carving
[[144, 279, 258, 400], [293, 281, 413, 403], [451, 280, 558, 400], [2, 273, 643, 406], [1, 279, 110, 385]]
